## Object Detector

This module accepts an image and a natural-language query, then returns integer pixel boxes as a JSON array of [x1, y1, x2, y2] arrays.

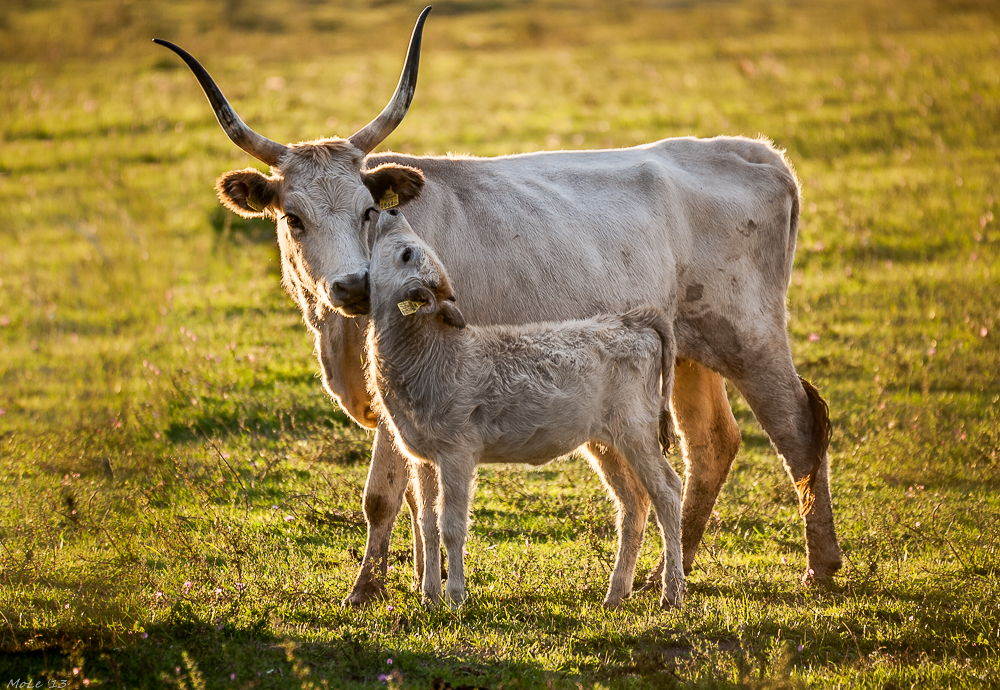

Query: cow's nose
[[329, 270, 370, 316]]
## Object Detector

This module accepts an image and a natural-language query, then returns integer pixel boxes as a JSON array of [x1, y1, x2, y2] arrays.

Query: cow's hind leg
[[343, 423, 409, 607], [583, 442, 651, 609], [730, 352, 842, 580], [639, 360, 741, 590]]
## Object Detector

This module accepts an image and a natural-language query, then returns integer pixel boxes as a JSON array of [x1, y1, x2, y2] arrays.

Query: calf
[[365, 208, 685, 610]]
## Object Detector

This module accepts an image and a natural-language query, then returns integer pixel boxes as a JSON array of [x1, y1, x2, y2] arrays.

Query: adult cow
[[155, 7, 842, 607]]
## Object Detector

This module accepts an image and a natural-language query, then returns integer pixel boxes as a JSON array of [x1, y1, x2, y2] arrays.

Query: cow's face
[[216, 141, 425, 316], [369, 209, 466, 329], [157, 7, 431, 317]]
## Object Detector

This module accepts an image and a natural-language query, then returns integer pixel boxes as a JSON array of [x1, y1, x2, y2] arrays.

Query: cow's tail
[[622, 307, 677, 455], [795, 376, 831, 516]]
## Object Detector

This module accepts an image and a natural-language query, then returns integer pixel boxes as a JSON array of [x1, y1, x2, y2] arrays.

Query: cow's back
[[369, 135, 799, 361]]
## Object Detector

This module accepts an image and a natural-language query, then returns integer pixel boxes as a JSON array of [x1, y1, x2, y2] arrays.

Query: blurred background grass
[[1, 0, 999, 687]]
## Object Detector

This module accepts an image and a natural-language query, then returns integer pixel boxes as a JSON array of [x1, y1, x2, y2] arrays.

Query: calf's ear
[[438, 301, 467, 329], [362, 163, 426, 208], [216, 168, 277, 219]]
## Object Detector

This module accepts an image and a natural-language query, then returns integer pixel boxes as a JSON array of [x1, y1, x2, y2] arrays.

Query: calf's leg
[[583, 442, 651, 609], [413, 460, 444, 606], [403, 482, 424, 590], [343, 423, 409, 607], [437, 457, 476, 610], [617, 433, 686, 609], [640, 360, 741, 590]]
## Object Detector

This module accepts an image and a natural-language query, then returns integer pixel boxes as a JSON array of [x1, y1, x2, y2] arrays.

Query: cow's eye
[[401, 247, 413, 263], [285, 214, 304, 232]]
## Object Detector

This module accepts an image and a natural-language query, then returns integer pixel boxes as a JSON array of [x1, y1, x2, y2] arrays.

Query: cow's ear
[[362, 163, 426, 208], [216, 168, 277, 219]]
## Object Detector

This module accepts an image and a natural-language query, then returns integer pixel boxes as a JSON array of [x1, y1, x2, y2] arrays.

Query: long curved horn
[[349, 6, 432, 155], [152, 38, 288, 167]]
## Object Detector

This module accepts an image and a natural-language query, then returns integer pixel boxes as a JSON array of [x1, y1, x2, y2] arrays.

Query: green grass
[[1, 0, 999, 687]]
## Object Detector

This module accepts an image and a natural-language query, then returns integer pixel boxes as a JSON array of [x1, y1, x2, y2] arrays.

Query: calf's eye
[[401, 247, 413, 263], [285, 214, 304, 232]]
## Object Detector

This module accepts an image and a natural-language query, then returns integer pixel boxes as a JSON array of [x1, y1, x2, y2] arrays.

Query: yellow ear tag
[[246, 194, 263, 213], [379, 187, 400, 210], [397, 300, 426, 316]]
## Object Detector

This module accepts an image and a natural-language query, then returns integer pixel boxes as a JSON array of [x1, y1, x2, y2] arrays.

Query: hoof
[[444, 590, 467, 611], [659, 588, 685, 610], [602, 596, 624, 610], [660, 571, 686, 610], [342, 574, 387, 608], [803, 558, 842, 584]]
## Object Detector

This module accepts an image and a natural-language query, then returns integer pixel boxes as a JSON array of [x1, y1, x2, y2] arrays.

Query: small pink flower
[[65, 603, 70, 609], [808, 333, 821, 342], [141, 632, 149, 639], [183, 581, 192, 591], [73, 668, 80, 676], [386, 658, 393, 665], [981, 327, 989, 337], [284, 514, 295, 522], [231, 673, 237, 681], [781, 556, 788, 565], [797, 643, 804, 652], [387, 605, 394, 612], [155, 591, 163, 599], [927, 347, 936, 356], [215, 587, 223, 595]]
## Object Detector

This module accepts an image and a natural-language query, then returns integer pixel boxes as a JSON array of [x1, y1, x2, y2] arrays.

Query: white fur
[[365, 210, 685, 610]]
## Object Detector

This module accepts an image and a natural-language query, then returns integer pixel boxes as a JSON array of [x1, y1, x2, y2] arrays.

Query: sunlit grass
[[1, 0, 999, 687]]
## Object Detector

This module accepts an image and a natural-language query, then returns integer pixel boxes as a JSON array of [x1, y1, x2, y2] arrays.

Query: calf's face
[[369, 209, 467, 329]]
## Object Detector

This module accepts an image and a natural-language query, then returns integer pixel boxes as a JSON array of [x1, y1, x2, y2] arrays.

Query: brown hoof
[[342, 574, 387, 608]]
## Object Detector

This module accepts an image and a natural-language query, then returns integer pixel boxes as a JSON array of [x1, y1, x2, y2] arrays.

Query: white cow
[[156, 7, 841, 607]]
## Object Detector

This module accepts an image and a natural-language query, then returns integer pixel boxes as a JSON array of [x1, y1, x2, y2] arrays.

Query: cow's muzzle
[[329, 270, 370, 316]]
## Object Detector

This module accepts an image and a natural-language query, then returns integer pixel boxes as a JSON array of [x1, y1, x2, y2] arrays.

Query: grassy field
[[1, 0, 999, 687]]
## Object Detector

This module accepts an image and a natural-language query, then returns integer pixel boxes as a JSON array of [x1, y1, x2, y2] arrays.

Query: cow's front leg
[[343, 422, 409, 607]]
